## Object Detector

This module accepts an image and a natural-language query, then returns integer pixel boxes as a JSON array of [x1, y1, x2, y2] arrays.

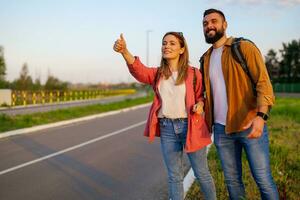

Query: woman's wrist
[[122, 49, 135, 65], [197, 101, 204, 107]]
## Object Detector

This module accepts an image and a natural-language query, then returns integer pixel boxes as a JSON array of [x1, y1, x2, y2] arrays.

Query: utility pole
[[146, 30, 152, 66]]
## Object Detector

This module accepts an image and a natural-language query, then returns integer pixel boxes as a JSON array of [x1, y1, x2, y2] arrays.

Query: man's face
[[202, 13, 227, 44]]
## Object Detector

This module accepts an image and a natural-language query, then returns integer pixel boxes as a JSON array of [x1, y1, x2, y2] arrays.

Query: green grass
[[185, 97, 300, 200], [0, 95, 153, 133]]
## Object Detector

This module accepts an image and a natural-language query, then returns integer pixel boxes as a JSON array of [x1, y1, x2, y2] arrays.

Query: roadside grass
[[0, 95, 153, 133], [185, 97, 300, 200]]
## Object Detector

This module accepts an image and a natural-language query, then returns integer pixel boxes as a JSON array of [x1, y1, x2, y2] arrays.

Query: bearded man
[[201, 8, 279, 200]]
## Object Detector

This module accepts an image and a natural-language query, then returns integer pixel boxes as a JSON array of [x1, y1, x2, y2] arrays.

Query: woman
[[113, 32, 216, 200]]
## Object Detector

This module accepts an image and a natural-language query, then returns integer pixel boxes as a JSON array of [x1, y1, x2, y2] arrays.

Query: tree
[[32, 77, 42, 90], [0, 46, 8, 88], [45, 75, 68, 90], [12, 63, 33, 90], [265, 49, 280, 82], [279, 39, 300, 83], [0, 46, 5, 80]]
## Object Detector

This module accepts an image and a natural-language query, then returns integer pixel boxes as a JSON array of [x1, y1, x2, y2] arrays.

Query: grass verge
[[185, 97, 300, 200], [0, 95, 153, 133]]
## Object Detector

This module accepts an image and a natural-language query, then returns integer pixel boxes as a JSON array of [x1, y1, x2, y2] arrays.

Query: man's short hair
[[203, 8, 226, 21]]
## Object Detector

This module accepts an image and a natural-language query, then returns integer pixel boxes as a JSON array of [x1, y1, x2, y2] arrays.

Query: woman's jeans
[[214, 123, 279, 200], [159, 118, 216, 200]]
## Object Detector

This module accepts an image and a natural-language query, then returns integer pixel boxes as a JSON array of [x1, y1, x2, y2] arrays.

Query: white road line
[[0, 120, 147, 176]]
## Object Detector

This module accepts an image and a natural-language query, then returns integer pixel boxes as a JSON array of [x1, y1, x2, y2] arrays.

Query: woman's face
[[161, 34, 185, 61]]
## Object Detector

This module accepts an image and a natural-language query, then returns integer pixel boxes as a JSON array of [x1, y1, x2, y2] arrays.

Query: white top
[[158, 71, 187, 119], [209, 46, 228, 125]]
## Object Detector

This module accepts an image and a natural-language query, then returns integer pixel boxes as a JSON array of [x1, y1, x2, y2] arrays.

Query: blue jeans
[[159, 118, 216, 200], [213, 123, 279, 200]]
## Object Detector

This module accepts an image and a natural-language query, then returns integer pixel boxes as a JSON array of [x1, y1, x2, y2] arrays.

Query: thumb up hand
[[113, 33, 127, 54]]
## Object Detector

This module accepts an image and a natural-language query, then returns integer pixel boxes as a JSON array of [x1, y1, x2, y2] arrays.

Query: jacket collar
[[224, 36, 234, 46]]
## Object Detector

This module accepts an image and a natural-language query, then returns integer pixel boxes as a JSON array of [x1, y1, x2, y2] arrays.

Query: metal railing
[[273, 83, 300, 93], [11, 89, 136, 106]]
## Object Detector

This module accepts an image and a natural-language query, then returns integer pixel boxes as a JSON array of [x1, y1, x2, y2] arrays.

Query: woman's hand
[[113, 33, 135, 65], [113, 33, 127, 54], [192, 101, 204, 115]]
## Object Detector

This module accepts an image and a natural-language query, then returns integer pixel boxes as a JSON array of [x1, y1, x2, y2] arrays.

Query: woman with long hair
[[113, 32, 216, 200]]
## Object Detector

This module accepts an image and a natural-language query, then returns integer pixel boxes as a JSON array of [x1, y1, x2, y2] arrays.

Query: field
[[185, 97, 300, 200]]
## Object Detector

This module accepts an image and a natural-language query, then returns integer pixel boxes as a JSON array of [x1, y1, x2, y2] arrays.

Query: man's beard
[[205, 28, 224, 44]]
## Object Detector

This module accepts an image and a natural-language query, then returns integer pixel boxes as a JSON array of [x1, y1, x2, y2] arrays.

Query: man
[[201, 8, 279, 199]]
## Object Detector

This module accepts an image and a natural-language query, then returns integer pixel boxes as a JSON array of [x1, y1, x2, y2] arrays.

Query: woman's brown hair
[[158, 32, 189, 85]]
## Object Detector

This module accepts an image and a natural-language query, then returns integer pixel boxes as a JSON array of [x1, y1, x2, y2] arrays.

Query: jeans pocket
[[213, 123, 226, 146], [213, 123, 225, 134], [159, 119, 167, 127]]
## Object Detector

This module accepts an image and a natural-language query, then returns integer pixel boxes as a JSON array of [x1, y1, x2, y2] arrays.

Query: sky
[[1, 0, 300, 84]]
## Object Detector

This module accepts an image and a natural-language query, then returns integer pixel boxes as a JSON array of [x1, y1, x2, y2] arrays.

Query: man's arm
[[241, 41, 273, 138]]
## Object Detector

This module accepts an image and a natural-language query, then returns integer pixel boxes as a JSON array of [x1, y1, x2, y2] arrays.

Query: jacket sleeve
[[194, 68, 205, 103], [240, 41, 275, 107], [127, 56, 158, 85]]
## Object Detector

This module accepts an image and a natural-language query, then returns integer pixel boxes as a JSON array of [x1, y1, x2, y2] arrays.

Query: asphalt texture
[[0, 105, 184, 200]]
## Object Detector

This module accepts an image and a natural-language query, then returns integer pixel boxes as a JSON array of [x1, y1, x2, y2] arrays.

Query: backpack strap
[[199, 53, 206, 95], [231, 37, 257, 96]]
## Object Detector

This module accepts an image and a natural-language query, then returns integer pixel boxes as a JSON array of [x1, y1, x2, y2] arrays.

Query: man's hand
[[243, 116, 265, 139], [192, 101, 204, 115], [113, 33, 127, 54]]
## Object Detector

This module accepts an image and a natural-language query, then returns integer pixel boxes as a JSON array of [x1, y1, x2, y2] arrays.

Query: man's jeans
[[214, 123, 279, 200], [159, 118, 216, 200]]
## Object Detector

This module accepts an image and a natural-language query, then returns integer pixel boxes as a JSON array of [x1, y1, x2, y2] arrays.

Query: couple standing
[[113, 8, 279, 200]]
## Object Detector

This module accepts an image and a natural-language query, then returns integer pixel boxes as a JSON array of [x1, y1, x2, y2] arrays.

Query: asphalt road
[[0, 105, 178, 200]]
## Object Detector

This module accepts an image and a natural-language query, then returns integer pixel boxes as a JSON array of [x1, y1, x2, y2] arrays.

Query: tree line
[[0, 38, 299, 90], [265, 39, 300, 83], [0, 48, 69, 90]]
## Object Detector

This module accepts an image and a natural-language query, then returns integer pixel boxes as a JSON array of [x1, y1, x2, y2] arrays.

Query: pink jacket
[[128, 57, 211, 152]]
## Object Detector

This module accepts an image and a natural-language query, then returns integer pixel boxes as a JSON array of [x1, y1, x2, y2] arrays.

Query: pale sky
[[1, 0, 300, 84]]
